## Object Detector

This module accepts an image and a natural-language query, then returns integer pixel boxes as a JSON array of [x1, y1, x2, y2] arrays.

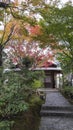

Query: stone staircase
[[39, 90, 73, 130], [40, 105, 73, 117], [40, 90, 73, 118]]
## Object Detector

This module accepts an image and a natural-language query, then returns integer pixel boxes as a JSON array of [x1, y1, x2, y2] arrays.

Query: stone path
[[39, 89, 73, 130]]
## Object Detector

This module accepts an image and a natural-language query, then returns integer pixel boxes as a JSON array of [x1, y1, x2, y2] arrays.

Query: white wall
[[56, 74, 63, 88]]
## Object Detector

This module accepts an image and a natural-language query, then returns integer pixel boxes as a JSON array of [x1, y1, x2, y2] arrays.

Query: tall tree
[[35, 2, 73, 73]]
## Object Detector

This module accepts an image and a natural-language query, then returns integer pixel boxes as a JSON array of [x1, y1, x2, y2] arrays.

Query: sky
[[61, 0, 73, 4], [61, 0, 73, 3]]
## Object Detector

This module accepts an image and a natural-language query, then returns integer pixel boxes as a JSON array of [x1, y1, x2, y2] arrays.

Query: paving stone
[[39, 117, 73, 130], [45, 91, 71, 106]]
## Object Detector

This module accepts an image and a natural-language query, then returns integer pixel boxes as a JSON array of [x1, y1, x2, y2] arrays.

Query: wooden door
[[44, 75, 52, 88]]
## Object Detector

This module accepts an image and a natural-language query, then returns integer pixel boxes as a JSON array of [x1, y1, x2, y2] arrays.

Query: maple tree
[[0, 0, 49, 67], [0, 0, 38, 66], [5, 39, 55, 68]]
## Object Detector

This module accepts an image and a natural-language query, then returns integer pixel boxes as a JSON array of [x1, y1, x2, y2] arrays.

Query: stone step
[[40, 110, 73, 117], [42, 105, 73, 111]]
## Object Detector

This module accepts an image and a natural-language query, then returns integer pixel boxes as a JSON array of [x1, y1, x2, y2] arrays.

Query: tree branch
[[3, 25, 15, 47]]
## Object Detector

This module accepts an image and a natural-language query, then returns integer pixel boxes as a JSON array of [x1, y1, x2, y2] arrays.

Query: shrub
[[32, 79, 43, 90], [0, 121, 14, 130], [61, 86, 73, 99], [29, 95, 44, 107], [0, 68, 44, 117]]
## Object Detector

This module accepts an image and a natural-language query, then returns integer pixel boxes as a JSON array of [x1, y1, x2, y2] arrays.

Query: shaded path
[[39, 89, 73, 130]]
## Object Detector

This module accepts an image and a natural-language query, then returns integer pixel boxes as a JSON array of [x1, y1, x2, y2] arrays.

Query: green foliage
[[57, 52, 73, 73], [0, 71, 29, 117], [38, 4, 73, 73], [0, 67, 44, 117], [0, 67, 43, 130], [11, 100, 42, 130], [61, 86, 73, 100], [32, 79, 43, 89], [0, 10, 4, 21], [29, 95, 44, 106], [22, 56, 34, 68], [0, 120, 14, 130], [0, 67, 3, 87]]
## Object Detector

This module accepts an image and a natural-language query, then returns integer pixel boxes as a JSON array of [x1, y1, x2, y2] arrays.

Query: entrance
[[44, 71, 55, 88], [44, 75, 52, 88]]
